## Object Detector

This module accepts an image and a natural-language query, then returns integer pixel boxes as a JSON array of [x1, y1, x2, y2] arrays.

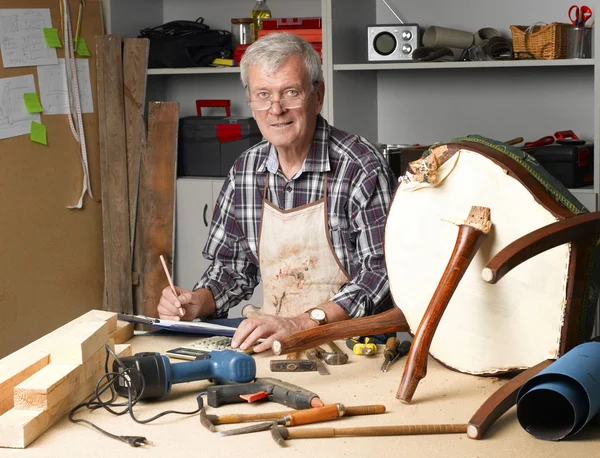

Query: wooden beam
[[96, 34, 133, 314], [0, 350, 49, 415], [109, 320, 134, 344], [50, 320, 111, 365], [123, 38, 150, 241], [0, 343, 130, 449], [135, 102, 179, 316], [0, 310, 117, 414]]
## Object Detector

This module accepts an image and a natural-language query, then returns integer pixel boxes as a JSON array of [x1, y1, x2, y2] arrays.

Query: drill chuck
[[114, 350, 256, 399]]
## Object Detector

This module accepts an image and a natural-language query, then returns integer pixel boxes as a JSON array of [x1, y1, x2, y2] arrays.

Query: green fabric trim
[[450, 135, 588, 215]]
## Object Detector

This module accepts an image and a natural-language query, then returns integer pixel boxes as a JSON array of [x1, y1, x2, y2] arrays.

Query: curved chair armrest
[[272, 307, 409, 355], [482, 211, 600, 284]]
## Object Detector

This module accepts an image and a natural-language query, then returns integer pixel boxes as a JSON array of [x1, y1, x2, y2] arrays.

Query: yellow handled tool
[[346, 337, 378, 356]]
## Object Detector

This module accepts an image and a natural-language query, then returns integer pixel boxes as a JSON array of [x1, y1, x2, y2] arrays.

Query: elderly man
[[157, 33, 396, 352]]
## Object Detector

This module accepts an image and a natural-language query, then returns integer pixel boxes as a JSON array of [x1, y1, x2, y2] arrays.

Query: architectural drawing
[[0, 75, 41, 140], [0, 9, 58, 68], [37, 59, 94, 115]]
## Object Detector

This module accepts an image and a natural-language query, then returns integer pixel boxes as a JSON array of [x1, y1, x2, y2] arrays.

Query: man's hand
[[157, 286, 215, 321], [231, 314, 316, 353]]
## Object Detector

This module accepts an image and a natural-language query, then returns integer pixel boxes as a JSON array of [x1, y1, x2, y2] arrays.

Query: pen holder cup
[[566, 27, 593, 59]]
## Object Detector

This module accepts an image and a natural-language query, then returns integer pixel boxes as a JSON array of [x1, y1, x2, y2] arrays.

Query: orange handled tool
[[217, 404, 346, 436]]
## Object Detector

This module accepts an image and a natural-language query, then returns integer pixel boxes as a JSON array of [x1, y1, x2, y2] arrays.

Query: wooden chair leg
[[397, 207, 492, 403]]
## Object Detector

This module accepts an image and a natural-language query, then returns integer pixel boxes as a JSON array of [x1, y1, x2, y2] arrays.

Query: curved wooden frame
[[272, 140, 598, 402]]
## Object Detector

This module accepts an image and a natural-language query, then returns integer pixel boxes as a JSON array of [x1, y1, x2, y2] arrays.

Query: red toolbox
[[262, 17, 322, 30]]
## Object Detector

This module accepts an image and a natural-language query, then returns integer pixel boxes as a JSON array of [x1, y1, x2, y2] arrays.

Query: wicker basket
[[510, 23, 571, 59]]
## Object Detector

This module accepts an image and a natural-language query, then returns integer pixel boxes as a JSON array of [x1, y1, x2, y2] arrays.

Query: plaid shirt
[[195, 115, 397, 318]]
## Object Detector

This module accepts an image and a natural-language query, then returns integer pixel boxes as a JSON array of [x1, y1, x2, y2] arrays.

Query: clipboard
[[117, 313, 237, 336]]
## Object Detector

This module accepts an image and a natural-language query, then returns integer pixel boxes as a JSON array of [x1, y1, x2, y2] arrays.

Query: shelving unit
[[103, 0, 600, 308]]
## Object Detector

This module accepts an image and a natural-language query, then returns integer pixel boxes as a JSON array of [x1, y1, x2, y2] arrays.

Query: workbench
[[3, 333, 599, 457]]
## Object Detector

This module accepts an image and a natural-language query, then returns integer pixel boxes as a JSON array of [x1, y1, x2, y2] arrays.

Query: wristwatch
[[306, 308, 328, 326]]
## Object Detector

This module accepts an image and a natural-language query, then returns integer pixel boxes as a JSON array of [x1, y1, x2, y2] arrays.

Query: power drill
[[113, 350, 256, 399]]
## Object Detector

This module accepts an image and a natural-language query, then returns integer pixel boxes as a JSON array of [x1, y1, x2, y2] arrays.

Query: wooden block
[[0, 351, 50, 415], [0, 341, 117, 449], [0, 310, 116, 413], [70, 310, 118, 334], [109, 320, 134, 344], [13, 341, 115, 411], [96, 34, 133, 314], [13, 364, 80, 411], [49, 320, 111, 365], [115, 344, 132, 359], [136, 101, 179, 317]]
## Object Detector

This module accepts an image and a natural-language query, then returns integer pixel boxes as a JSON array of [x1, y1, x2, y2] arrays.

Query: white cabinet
[[175, 177, 263, 318], [174, 178, 215, 290]]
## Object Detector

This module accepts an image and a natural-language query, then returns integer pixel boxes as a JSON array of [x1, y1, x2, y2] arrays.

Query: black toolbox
[[178, 116, 262, 177], [531, 144, 594, 188]]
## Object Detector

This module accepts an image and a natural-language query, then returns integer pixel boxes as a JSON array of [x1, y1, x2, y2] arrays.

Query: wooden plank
[[0, 343, 129, 449], [96, 34, 133, 314], [13, 364, 80, 411], [109, 320, 134, 344], [114, 344, 132, 359], [0, 350, 49, 415], [123, 38, 150, 241], [0, 310, 116, 414], [13, 340, 114, 411], [50, 320, 111, 365], [135, 102, 179, 316]]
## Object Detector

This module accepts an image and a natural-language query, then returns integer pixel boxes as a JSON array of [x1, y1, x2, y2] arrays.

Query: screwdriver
[[346, 337, 378, 356], [380, 338, 411, 372]]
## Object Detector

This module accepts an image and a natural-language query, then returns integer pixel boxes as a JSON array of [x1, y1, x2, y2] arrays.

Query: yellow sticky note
[[23, 93, 43, 113], [75, 38, 91, 57], [31, 121, 47, 145], [43, 28, 62, 48]]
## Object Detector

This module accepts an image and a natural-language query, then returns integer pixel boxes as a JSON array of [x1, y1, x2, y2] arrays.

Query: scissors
[[568, 5, 593, 27]]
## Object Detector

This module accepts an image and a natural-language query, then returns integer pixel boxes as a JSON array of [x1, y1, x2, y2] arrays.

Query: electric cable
[[69, 344, 205, 447]]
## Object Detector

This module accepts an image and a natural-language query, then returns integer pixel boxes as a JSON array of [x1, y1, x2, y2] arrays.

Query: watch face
[[310, 309, 326, 321]]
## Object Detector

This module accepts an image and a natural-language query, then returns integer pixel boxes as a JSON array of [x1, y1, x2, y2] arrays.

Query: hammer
[[200, 404, 386, 432], [271, 423, 468, 446], [315, 341, 349, 365]]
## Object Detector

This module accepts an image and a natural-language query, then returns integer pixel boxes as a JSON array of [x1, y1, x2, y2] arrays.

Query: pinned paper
[[23, 93, 44, 113], [75, 38, 91, 57], [0, 9, 59, 68], [43, 28, 62, 48], [30, 121, 47, 145], [0, 75, 41, 140]]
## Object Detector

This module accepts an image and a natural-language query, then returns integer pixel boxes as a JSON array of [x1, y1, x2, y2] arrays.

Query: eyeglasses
[[246, 84, 317, 111]]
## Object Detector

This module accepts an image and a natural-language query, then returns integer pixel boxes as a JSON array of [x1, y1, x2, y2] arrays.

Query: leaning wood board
[[96, 34, 133, 314], [135, 102, 179, 317]]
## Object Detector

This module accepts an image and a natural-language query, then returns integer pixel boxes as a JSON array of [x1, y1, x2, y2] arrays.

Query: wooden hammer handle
[[286, 424, 467, 438], [345, 404, 386, 415], [285, 404, 343, 426]]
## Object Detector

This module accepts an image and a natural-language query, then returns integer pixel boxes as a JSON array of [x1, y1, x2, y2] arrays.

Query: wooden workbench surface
[[4, 334, 599, 457]]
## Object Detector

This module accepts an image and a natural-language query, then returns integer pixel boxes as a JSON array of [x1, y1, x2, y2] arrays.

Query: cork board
[[0, 0, 105, 357]]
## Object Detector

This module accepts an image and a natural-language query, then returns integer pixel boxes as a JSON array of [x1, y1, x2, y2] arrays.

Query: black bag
[[139, 17, 232, 68]]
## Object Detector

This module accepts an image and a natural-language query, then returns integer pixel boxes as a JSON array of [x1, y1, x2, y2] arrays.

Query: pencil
[[159, 255, 178, 298]]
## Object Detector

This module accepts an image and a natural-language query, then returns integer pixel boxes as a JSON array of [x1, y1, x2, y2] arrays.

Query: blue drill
[[113, 350, 256, 399]]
